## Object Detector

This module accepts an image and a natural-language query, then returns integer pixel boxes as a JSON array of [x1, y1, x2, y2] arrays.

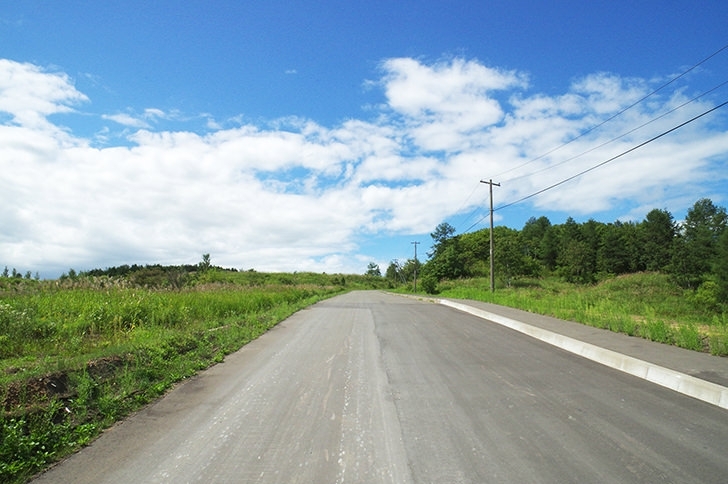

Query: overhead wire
[[495, 99, 728, 212], [492, 43, 728, 181], [503, 79, 728, 184], [453, 43, 728, 234], [462, 99, 728, 231]]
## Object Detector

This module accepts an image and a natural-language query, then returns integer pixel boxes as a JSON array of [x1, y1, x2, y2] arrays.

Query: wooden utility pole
[[411, 241, 420, 291], [480, 179, 500, 292]]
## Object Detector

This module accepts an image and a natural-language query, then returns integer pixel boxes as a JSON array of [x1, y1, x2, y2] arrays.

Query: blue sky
[[1, 1, 727, 277]]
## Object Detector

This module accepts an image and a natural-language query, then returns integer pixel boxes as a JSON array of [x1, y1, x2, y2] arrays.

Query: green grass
[[430, 272, 728, 356], [0, 270, 387, 484], [5, 270, 724, 482]]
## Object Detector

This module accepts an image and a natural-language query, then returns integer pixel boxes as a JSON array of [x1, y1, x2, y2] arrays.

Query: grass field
[[433, 272, 728, 356], [3, 269, 726, 483], [0, 270, 385, 484]]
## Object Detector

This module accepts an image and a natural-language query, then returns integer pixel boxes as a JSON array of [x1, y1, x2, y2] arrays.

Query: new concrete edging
[[437, 298, 728, 411]]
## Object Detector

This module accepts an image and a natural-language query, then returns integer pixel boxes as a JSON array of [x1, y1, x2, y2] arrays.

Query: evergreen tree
[[385, 261, 401, 283], [426, 222, 467, 280], [539, 225, 560, 271], [714, 229, 728, 303], [557, 218, 597, 283], [494, 226, 540, 284], [670, 199, 727, 289], [598, 222, 636, 275], [521, 216, 551, 259], [365, 262, 381, 277], [640, 208, 676, 271]]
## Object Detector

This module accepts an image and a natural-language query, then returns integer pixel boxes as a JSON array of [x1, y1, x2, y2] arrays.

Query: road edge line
[[438, 298, 728, 411]]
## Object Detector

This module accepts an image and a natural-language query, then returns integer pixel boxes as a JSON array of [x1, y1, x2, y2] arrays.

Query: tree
[[385, 261, 401, 282], [400, 258, 421, 282], [598, 221, 639, 275], [556, 217, 597, 283], [428, 222, 457, 258], [199, 253, 212, 272], [426, 222, 466, 281], [715, 229, 728, 303], [1, 266, 8, 278], [539, 225, 560, 271], [459, 229, 490, 277], [521, 216, 551, 260], [640, 208, 676, 272], [365, 262, 381, 277], [670, 199, 727, 289], [559, 239, 595, 283], [580, 219, 603, 277], [493, 227, 539, 285]]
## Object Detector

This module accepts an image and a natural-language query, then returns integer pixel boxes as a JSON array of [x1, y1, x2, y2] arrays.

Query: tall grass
[[434, 272, 728, 356], [0, 271, 360, 484]]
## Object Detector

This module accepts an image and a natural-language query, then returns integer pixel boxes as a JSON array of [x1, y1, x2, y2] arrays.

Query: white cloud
[[103, 112, 151, 128], [0, 59, 88, 130], [102, 108, 184, 128], [379, 57, 528, 151], [0, 57, 726, 276]]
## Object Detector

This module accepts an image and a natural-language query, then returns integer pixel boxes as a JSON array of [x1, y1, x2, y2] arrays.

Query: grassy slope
[[4, 270, 725, 482], [434, 272, 728, 356], [0, 271, 388, 484]]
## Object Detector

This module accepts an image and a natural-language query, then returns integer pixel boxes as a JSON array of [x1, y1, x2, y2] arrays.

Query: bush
[[691, 280, 721, 312], [674, 324, 703, 351], [420, 274, 439, 294]]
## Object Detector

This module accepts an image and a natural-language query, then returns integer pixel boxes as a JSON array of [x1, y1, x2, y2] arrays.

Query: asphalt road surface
[[33, 291, 728, 483]]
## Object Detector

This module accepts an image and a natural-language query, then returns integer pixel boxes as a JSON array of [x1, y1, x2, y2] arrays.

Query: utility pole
[[480, 179, 500, 292], [411, 241, 420, 292]]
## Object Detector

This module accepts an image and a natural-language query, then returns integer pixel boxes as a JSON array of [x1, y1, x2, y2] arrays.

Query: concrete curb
[[435, 298, 728, 410]]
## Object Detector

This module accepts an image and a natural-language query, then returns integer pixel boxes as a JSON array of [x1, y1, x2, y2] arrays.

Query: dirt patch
[[2, 355, 128, 414], [2, 371, 73, 412], [86, 355, 126, 381]]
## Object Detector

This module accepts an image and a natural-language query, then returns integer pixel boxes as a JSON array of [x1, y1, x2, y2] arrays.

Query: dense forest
[[385, 198, 728, 303]]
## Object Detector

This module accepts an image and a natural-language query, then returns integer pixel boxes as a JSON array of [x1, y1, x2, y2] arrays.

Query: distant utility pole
[[480, 179, 500, 292], [411, 241, 420, 292]]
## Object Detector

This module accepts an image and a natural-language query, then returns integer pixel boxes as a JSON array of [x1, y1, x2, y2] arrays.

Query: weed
[[674, 324, 703, 351], [432, 273, 728, 355], [709, 334, 728, 356], [0, 271, 352, 483]]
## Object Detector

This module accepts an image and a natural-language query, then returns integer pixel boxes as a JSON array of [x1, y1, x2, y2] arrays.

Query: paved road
[[34, 291, 728, 483]]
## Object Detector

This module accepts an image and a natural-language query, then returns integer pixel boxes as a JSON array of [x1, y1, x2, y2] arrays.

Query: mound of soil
[[2, 355, 127, 414]]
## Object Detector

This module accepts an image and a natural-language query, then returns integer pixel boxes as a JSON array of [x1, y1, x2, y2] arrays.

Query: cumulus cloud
[[1, 57, 726, 276], [0, 59, 88, 129], [379, 57, 528, 151]]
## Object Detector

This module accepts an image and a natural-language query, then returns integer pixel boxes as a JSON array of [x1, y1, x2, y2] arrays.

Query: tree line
[[384, 198, 728, 302]]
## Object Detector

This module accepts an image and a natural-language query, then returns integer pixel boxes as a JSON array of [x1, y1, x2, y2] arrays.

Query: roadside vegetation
[[3, 197, 727, 482], [0, 262, 387, 483], [435, 273, 728, 356], [383, 198, 728, 356]]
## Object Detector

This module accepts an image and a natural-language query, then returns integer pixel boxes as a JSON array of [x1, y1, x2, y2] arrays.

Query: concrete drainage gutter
[[435, 298, 728, 410]]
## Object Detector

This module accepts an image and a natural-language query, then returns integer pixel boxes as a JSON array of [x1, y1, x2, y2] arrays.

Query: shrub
[[691, 280, 720, 312], [420, 274, 439, 294], [674, 324, 703, 351]]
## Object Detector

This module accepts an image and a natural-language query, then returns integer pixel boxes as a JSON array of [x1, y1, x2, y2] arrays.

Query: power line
[[495, 99, 728, 212], [461, 92, 728, 234], [504, 78, 728, 184], [493, 43, 728, 181], [455, 43, 728, 235]]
